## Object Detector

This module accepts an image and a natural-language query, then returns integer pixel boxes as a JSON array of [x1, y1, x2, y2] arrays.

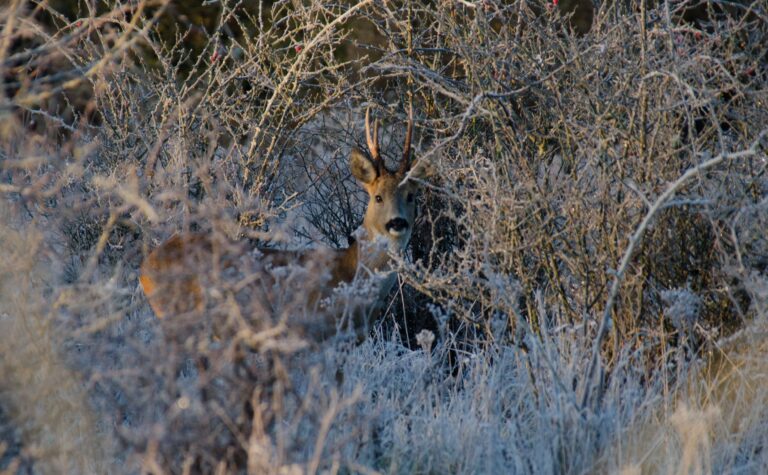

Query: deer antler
[[399, 102, 414, 174], [365, 107, 381, 169]]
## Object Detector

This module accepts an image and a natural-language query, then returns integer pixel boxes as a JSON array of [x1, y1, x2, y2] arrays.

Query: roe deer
[[139, 107, 429, 342]]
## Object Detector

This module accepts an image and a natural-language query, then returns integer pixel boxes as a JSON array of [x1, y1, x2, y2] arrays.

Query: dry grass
[[1, 0, 768, 473], [0, 206, 113, 473]]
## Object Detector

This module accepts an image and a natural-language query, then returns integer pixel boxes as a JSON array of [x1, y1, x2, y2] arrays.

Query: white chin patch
[[388, 229, 406, 238]]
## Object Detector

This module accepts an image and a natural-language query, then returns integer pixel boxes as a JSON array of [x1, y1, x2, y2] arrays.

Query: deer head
[[350, 106, 428, 253]]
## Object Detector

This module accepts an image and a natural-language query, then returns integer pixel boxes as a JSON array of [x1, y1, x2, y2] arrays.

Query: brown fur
[[139, 219, 394, 337], [139, 234, 214, 318], [140, 236, 362, 318]]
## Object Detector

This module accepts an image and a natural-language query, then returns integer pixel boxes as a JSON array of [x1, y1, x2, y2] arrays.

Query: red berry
[[295, 45, 303, 53]]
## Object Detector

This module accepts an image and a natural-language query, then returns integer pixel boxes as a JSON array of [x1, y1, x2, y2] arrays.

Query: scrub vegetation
[[1, 0, 767, 473]]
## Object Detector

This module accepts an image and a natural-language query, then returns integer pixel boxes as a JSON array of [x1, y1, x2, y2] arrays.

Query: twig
[[580, 129, 768, 411]]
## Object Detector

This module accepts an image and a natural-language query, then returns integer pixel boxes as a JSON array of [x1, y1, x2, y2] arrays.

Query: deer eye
[[375, 195, 383, 203], [407, 193, 414, 203]]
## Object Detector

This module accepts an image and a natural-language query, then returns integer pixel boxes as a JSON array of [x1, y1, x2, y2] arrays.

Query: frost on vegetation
[[661, 287, 702, 333], [2, 0, 768, 472], [743, 271, 768, 319]]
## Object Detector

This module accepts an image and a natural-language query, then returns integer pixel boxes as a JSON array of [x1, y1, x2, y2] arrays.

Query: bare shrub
[[2, 0, 768, 473]]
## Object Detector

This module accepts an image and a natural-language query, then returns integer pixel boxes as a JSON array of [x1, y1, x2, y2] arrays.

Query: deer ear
[[405, 158, 433, 182], [350, 147, 378, 185]]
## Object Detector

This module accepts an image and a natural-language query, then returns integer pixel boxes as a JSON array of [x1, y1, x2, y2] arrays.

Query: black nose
[[386, 218, 409, 232]]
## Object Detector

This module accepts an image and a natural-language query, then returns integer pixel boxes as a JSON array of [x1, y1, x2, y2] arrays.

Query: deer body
[[140, 108, 425, 342]]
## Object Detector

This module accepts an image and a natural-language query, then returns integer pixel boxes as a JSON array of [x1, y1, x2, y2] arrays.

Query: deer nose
[[386, 218, 409, 233]]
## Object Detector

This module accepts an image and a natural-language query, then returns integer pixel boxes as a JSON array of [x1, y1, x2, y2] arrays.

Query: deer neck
[[354, 224, 400, 322]]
